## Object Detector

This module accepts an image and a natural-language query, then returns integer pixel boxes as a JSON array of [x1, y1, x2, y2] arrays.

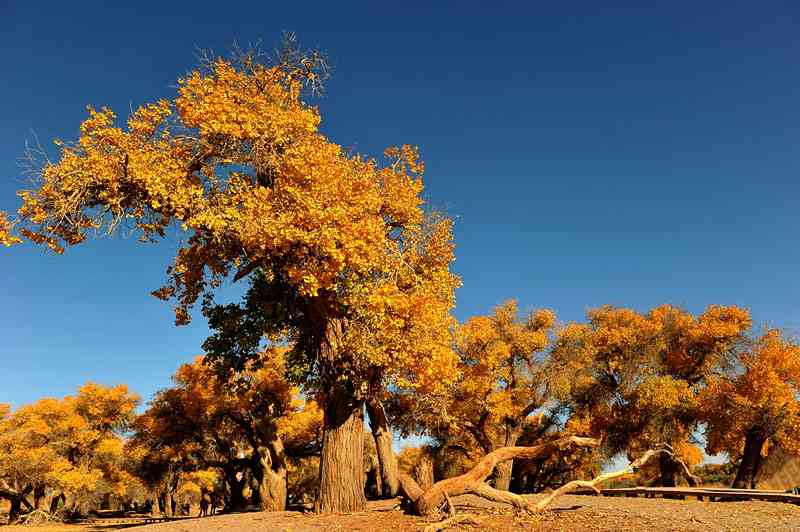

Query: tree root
[[422, 514, 482, 532], [20, 509, 61, 525]]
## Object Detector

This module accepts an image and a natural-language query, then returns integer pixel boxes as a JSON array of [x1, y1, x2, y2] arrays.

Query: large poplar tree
[[1, 40, 458, 511]]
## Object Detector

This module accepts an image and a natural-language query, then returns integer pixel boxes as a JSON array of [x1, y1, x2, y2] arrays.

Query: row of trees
[[3, 299, 798, 522], [1, 39, 799, 517]]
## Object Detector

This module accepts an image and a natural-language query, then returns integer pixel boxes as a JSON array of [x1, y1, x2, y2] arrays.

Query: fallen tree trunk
[[399, 436, 598, 516], [399, 437, 698, 517]]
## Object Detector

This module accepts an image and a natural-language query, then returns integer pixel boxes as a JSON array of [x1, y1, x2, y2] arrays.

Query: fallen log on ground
[[399, 437, 698, 517]]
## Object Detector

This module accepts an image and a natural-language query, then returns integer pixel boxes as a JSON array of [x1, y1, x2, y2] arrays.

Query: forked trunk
[[316, 384, 366, 512], [732, 429, 767, 489], [366, 397, 399, 498], [49, 492, 64, 515], [33, 484, 46, 510]]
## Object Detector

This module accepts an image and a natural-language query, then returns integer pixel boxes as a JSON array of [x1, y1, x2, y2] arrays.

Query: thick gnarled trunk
[[310, 309, 367, 513], [255, 438, 288, 511], [366, 397, 399, 498], [316, 384, 366, 512], [732, 429, 766, 489]]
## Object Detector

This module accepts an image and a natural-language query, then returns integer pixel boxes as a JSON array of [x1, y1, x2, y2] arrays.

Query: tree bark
[[223, 467, 247, 511], [659, 451, 679, 487], [255, 438, 288, 511], [366, 396, 399, 498], [414, 456, 435, 491], [8, 496, 22, 524], [309, 309, 367, 513], [33, 484, 46, 510], [732, 429, 767, 489], [494, 430, 521, 491], [316, 383, 366, 512]]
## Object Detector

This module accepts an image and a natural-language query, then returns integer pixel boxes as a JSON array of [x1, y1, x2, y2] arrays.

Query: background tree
[[701, 329, 800, 488], [549, 304, 750, 486], [391, 300, 556, 491], [132, 349, 321, 512], [2, 39, 458, 512], [0, 384, 138, 523]]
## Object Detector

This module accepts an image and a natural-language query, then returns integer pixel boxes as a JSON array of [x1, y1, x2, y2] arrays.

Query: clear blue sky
[[1, 1, 798, 409]]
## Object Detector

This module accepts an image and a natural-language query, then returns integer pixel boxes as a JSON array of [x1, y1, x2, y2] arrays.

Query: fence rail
[[573, 486, 800, 504]]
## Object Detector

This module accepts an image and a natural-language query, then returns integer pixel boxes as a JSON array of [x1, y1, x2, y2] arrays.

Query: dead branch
[[422, 514, 482, 532], [399, 435, 599, 515], [400, 437, 699, 517]]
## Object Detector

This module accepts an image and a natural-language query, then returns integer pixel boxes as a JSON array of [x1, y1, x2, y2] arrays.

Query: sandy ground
[[4, 494, 800, 531]]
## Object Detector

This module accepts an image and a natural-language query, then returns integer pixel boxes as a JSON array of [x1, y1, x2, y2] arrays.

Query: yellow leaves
[[0, 384, 134, 501], [75, 382, 139, 432], [700, 329, 800, 459], [633, 376, 694, 413], [127, 99, 172, 136], [0, 211, 21, 246]]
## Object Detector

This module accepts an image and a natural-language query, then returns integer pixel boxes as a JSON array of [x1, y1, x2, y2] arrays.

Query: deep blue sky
[[1, 1, 798, 409]]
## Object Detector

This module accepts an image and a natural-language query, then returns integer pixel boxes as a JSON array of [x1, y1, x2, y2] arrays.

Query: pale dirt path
[[6, 494, 800, 531]]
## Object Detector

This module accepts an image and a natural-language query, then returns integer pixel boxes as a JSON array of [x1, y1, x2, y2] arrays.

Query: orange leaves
[[0, 212, 21, 247], [0, 383, 135, 503], [409, 299, 557, 450], [176, 58, 320, 141], [700, 329, 800, 458], [4, 50, 459, 406]]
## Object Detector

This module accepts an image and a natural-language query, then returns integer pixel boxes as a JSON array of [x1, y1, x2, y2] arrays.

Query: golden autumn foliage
[[396, 300, 555, 450], [1, 51, 458, 389], [550, 304, 750, 484], [0, 384, 140, 519], [700, 329, 800, 487], [132, 349, 322, 512], [1, 39, 461, 512], [390, 300, 556, 490]]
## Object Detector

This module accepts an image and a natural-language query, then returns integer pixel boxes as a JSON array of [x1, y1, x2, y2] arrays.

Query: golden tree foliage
[[392, 300, 556, 490], [700, 329, 800, 486], [132, 349, 322, 511], [398, 300, 555, 450], [2, 51, 458, 390], [1, 40, 458, 512], [550, 304, 750, 484], [0, 384, 140, 520]]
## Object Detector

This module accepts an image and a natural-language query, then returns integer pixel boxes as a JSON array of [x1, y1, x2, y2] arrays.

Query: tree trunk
[[659, 451, 679, 487], [309, 310, 367, 513], [366, 397, 399, 498], [49, 492, 64, 515], [414, 456, 435, 491], [732, 429, 767, 489], [33, 485, 46, 510], [316, 384, 366, 512], [8, 496, 22, 524], [255, 438, 288, 511], [494, 430, 521, 491], [224, 467, 246, 511]]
